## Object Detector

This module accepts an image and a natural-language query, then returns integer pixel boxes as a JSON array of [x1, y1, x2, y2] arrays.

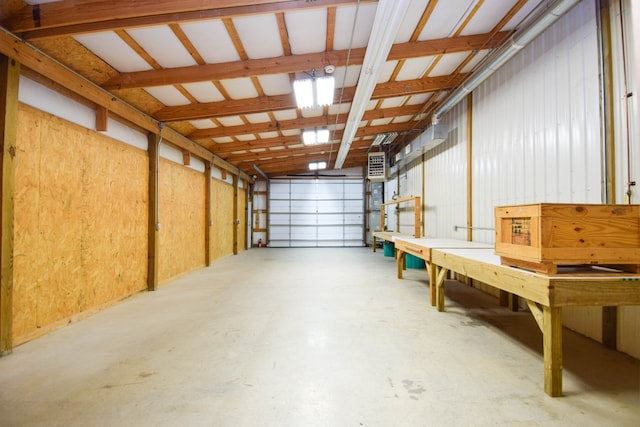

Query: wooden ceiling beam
[[189, 104, 423, 140], [154, 75, 464, 122], [248, 154, 366, 176], [6, 0, 374, 36], [102, 33, 500, 91], [210, 121, 417, 155], [221, 139, 372, 163]]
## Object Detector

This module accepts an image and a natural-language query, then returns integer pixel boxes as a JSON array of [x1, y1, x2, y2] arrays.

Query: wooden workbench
[[371, 231, 412, 253], [394, 238, 493, 305], [429, 247, 640, 397]]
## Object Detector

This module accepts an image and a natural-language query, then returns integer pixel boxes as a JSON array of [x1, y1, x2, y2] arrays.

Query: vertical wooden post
[[543, 306, 563, 397], [233, 174, 238, 255], [413, 196, 421, 238], [0, 55, 19, 355], [466, 93, 473, 242], [598, 0, 617, 350], [204, 159, 212, 266], [147, 133, 160, 291]]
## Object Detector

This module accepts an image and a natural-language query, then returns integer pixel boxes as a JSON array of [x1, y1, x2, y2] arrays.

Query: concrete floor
[[0, 248, 638, 427]]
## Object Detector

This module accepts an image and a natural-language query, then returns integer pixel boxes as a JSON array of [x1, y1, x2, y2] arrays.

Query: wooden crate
[[495, 203, 640, 274]]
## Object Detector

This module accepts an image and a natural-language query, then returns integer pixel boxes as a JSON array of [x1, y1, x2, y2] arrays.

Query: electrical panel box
[[367, 152, 386, 182]]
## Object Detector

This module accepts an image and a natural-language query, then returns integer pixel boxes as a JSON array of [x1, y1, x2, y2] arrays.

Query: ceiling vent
[[390, 124, 448, 176]]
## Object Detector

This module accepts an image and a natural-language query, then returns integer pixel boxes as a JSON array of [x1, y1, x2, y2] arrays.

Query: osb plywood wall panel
[[211, 178, 234, 261], [13, 105, 148, 342], [158, 159, 206, 282], [238, 187, 247, 252]]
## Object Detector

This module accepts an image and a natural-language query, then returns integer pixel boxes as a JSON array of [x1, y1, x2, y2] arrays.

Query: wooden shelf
[[380, 195, 421, 238]]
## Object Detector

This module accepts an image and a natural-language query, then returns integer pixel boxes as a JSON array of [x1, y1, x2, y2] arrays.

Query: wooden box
[[495, 203, 640, 273]]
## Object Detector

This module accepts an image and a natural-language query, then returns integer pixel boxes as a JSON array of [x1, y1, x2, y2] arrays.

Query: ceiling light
[[293, 70, 335, 109], [309, 161, 327, 171], [372, 132, 398, 146], [303, 128, 330, 145]]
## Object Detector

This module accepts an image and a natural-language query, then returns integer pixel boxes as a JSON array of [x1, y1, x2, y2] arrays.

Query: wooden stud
[[204, 160, 212, 266], [543, 306, 563, 397], [95, 106, 108, 131], [221, 169, 227, 180], [233, 174, 239, 255], [182, 150, 191, 166], [0, 55, 19, 356], [147, 133, 160, 291], [413, 196, 421, 238]]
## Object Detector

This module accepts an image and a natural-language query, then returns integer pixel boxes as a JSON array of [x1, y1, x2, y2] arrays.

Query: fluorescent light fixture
[[293, 79, 314, 109], [303, 128, 330, 145], [309, 161, 327, 171], [371, 132, 398, 146], [315, 76, 335, 106], [293, 74, 334, 109], [334, 0, 411, 168]]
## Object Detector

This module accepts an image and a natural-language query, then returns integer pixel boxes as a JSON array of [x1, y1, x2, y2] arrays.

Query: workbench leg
[[543, 306, 563, 397], [397, 251, 406, 279], [434, 266, 448, 312], [426, 262, 436, 306], [373, 236, 377, 252]]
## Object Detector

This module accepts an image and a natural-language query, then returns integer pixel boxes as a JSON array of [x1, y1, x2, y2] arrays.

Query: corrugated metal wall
[[471, 1, 604, 343], [423, 100, 469, 240], [611, 0, 640, 358], [414, 1, 640, 358]]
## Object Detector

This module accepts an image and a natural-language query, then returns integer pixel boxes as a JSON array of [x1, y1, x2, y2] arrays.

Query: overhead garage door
[[269, 179, 364, 247]]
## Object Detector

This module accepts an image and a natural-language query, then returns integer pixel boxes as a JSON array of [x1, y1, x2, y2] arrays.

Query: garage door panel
[[269, 179, 364, 247]]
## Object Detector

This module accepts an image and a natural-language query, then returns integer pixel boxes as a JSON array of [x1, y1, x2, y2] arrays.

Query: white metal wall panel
[[268, 179, 364, 247], [423, 99, 469, 239], [611, 0, 640, 359], [439, 2, 604, 344]]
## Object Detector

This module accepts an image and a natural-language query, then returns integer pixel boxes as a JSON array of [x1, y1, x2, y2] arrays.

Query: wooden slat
[[0, 55, 19, 355]]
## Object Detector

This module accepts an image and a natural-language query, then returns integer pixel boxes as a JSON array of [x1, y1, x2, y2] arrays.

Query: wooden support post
[[147, 133, 160, 291], [204, 159, 212, 266], [426, 262, 436, 307], [466, 92, 473, 242], [0, 55, 19, 356], [413, 196, 421, 238], [396, 251, 406, 279], [543, 306, 563, 397], [598, 0, 618, 350], [95, 106, 108, 131], [233, 174, 238, 255]]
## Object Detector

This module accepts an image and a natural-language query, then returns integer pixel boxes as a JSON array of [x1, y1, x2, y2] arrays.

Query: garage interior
[[0, 0, 639, 425]]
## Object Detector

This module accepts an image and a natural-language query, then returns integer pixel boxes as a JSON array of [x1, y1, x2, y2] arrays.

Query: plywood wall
[[13, 105, 148, 343], [158, 158, 206, 283], [211, 178, 234, 260]]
